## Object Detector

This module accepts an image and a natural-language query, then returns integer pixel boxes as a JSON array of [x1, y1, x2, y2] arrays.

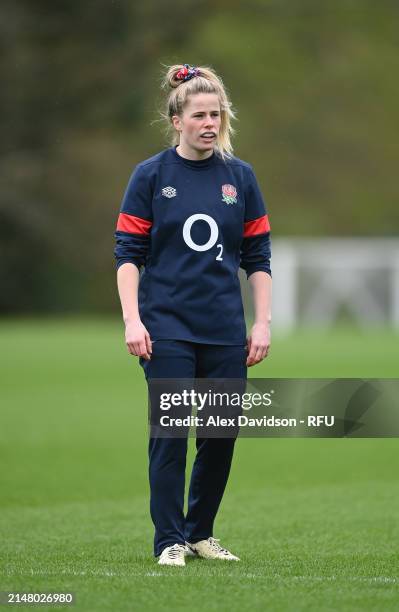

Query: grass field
[[1, 320, 398, 611]]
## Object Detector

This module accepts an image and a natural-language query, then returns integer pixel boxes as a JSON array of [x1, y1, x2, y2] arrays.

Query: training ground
[[1, 320, 398, 611]]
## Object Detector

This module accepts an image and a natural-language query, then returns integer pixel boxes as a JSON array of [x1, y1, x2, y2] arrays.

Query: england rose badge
[[221, 184, 237, 205]]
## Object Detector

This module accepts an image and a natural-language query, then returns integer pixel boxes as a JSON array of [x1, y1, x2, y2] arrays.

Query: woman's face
[[172, 93, 221, 158]]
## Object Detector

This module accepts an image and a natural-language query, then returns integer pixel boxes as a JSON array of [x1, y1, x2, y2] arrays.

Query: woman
[[115, 63, 272, 566]]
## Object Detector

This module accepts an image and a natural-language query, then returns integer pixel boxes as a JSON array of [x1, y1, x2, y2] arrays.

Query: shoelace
[[165, 544, 187, 559], [207, 537, 230, 555]]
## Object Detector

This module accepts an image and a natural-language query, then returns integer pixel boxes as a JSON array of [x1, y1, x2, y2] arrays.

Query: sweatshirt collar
[[171, 145, 217, 170]]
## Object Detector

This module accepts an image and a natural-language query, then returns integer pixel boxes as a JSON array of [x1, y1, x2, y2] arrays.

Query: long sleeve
[[240, 166, 271, 279], [114, 164, 153, 271]]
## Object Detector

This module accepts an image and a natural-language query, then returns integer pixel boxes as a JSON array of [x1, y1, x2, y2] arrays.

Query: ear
[[171, 115, 182, 132]]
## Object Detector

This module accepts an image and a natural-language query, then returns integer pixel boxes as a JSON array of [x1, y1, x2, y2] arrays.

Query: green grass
[[1, 320, 399, 611]]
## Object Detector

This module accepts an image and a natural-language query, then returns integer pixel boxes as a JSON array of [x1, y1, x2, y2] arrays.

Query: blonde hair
[[160, 64, 236, 161]]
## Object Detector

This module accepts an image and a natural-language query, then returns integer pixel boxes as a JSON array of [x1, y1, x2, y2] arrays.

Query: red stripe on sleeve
[[243, 215, 270, 238], [116, 213, 152, 235]]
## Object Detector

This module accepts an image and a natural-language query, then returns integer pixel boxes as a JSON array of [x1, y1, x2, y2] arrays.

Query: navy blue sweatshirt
[[114, 146, 271, 345]]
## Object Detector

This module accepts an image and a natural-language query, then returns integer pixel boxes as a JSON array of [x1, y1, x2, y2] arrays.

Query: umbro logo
[[162, 186, 177, 198]]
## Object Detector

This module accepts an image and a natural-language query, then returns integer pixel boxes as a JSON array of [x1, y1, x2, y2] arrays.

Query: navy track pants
[[140, 340, 247, 557]]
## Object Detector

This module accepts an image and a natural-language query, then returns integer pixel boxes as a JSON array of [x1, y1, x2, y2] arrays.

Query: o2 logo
[[182, 214, 223, 261]]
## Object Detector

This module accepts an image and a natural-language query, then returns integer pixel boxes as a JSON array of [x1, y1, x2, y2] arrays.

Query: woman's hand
[[246, 322, 271, 367], [125, 318, 152, 360]]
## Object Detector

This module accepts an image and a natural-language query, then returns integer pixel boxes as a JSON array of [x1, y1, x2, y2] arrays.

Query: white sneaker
[[186, 537, 240, 561], [157, 543, 187, 566], [184, 544, 197, 557]]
